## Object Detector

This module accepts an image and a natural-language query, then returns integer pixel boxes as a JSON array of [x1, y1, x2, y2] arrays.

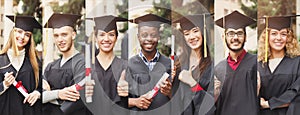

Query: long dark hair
[[178, 28, 212, 79]]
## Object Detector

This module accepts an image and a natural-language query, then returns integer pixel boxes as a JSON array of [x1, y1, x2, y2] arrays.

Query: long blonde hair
[[258, 28, 300, 62], [0, 28, 39, 88]]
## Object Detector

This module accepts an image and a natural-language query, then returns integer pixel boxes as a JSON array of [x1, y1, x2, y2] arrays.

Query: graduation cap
[[89, 15, 128, 32], [44, 13, 81, 29], [215, 10, 256, 29], [173, 13, 213, 58], [6, 15, 42, 32], [129, 13, 171, 28], [262, 15, 300, 62]]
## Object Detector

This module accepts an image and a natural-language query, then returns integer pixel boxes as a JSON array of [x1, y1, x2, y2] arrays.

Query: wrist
[[189, 80, 197, 87]]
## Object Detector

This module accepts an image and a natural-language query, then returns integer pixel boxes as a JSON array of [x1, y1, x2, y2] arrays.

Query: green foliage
[[240, 0, 257, 29]]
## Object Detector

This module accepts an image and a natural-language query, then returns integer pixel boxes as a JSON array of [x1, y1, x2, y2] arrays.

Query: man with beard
[[214, 11, 259, 115], [126, 14, 173, 114], [42, 13, 92, 115]]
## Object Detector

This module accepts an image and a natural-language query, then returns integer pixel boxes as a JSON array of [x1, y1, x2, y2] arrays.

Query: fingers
[[118, 70, 128, 97], [160, 79, 172, 96], [85, 81, 94, 97], [4, 72, 15, 87], [58, 87, 80, 101], [137, 96, 152, 109], [24, 91, 40, 106]]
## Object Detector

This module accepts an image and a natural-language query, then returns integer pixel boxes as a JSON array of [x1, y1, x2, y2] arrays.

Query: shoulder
[[0, 53, 10, 67]]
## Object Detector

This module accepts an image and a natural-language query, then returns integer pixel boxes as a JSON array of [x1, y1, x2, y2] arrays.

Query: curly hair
[[258, 28, 300, 63]]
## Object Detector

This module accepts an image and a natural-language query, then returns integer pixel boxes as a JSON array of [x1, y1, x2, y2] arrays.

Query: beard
[[225, 39, 245, 52]]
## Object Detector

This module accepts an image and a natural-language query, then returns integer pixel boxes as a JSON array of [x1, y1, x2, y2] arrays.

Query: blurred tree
[[240, 0, 257, 29], [15, 0, 42, 44], [257, 0, 296, 35]]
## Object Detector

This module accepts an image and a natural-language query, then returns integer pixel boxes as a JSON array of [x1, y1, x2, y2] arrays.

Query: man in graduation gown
[[42, 13, 92, 115], [126, 14, 173, 115], [214, 11, 259, 115]]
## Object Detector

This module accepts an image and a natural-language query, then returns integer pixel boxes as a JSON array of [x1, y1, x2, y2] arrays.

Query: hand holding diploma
[[4, 72, 29, 97], [58, 85, 80, 102]]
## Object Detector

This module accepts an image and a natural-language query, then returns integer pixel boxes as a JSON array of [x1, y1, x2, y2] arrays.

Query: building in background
[[214, 0, 257, 64]]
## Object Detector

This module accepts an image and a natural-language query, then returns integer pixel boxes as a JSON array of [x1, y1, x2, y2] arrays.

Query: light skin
[[224, 28, 246, 60], [4, 28, 40, 106], [85, 29, 129, 97], [14, 28, 31, 51], [128, 26, 172, 109], [53, 26, 77, 60], [178, 27, 203, 87], [260, 28, 289, 109], [52, 26, 80, 102]]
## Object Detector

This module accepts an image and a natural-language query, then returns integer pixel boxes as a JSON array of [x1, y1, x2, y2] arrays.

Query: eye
[[140, 33, 148, 38], [109, 32, 116, 37], [61, 33, 68, 37], [53, 34, 59, 38], [270, 32, 277, 36], [24, 32, 32, 37], [150, 33, 158, 38]]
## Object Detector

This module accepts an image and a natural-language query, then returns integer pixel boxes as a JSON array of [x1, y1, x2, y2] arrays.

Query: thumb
[[119, 69, 126, 81]]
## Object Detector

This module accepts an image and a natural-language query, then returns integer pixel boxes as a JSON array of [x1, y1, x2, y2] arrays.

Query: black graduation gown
[[215, 53, 259, 115], [258, 56, 300, 115], [81, 56, 129, 115], [0, 53, 42, 115], [43, 53, 92, 115], [126, 53, 172, 115]]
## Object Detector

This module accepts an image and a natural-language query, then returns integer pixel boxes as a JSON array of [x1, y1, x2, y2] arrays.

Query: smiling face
[[137, 26, 160, 53], [14, 28, 31, 50], [225, 28, 246, 52], [269, 28, 287, 53], [53, 26, 75, 53], [96, 29, 117, 53], [183, 27, 203, 50]]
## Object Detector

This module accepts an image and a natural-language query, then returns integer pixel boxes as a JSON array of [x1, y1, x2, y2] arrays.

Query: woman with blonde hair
[[0, 15, 42, 115], [258, 16, 300, 115]]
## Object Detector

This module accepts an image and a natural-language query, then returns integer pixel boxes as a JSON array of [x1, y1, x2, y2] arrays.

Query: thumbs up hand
[[117, 70, 128, 97], [178, 70, 197, 87]]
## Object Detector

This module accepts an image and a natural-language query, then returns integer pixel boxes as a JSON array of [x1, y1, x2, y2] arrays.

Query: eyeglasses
[[270, 31, 287, 38], [226, 31, 245, 37]]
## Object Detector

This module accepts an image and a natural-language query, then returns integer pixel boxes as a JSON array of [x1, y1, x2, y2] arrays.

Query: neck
[[270, 50, 285, 59], [190, 48, 202, 61], [229, 49, 244, 61], [98, 51, 115, 61], [62, 46, 76, 59], [142, 50, 157, 61]]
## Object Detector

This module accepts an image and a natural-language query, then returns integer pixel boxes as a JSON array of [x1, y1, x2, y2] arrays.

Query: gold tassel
[[264, 17, 269, 63]]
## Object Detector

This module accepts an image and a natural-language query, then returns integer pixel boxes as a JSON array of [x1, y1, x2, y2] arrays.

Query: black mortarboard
[[90, 15, 127, 32], [6, 15, 42, 32], [130, 14, 171, 28], [262, 15, 300, 62], [44, 13, 81, 29], [263, 15, 300, 30], [173, 14, 212, 31], [215, 10, 256, 29]]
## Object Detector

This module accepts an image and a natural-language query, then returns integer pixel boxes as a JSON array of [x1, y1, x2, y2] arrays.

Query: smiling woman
[[0, 15, 42, 115], [257, 16, 300, 115]]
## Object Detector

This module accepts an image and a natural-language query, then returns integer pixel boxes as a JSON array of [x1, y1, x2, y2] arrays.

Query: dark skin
[[128, 26, 172, 109]]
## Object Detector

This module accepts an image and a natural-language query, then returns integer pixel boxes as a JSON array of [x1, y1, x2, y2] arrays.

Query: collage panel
[[214, 0, 258, 115], [0, 0, 43, 115], [257, 0, 300, 115], [41, 0, 92, 115]]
